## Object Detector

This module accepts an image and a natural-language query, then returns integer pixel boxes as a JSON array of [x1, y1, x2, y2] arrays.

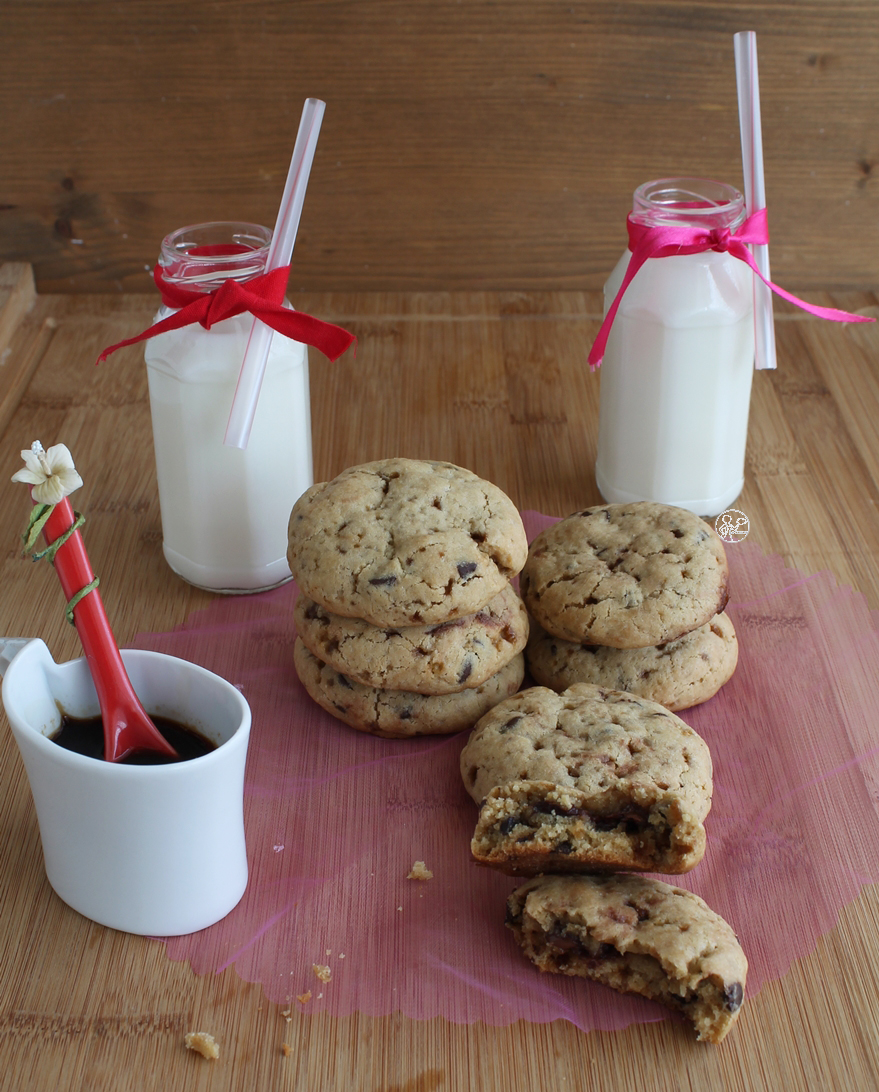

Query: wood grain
[[1, 1, 878, 294], [0, 275, 878, 1089]]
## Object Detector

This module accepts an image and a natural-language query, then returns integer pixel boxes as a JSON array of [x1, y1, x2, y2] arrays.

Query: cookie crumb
[[313, 964, 332, 983], [296, 991, 312, 1005], [281, 1042, 294, 1058], [184, 1031, 219, 1060], [407, 860, 433, 881]]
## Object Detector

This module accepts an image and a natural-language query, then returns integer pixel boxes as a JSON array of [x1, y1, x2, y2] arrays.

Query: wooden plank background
[[2, 0, 878, 294]]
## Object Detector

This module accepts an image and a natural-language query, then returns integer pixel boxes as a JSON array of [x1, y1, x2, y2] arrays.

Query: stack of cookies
[[287, 458, 530, 738], [520, 501, 738, 711]]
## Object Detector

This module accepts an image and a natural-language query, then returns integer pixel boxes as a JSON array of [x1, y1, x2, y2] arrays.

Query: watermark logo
[[715, 509, 750, 543]]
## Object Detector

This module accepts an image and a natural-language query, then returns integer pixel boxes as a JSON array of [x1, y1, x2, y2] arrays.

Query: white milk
[[145, 311, 312, 592], [595, 180, 756, 517]]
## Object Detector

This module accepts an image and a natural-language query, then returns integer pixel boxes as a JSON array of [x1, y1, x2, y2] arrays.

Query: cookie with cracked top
[[294, 583, 528, 695], [506, 873, 747, 1043], [294, 638, 525, 738], [460, 683, 712, 874], [519, 502, 729, 648], [525, 612, 737, 711], [287, 459, 528, 628]]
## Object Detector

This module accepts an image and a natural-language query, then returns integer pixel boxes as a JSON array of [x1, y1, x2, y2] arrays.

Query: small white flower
[[11, 441, 83, 504]]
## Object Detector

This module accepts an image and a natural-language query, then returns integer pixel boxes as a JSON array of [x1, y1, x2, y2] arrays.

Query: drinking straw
[[734, 31, 777, 370], [224, 98, 326, 448]]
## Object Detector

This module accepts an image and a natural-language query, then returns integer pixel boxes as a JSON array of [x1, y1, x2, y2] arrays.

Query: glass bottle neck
[[630, 178, 746, 231], [157, 222, 272, 293]]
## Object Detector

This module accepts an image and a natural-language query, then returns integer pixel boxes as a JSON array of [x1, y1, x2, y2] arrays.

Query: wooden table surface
[[0, 263, 878, 1090]]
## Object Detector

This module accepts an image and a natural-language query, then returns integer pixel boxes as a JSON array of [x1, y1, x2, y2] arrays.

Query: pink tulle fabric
[[134, 512, 879, 1032]]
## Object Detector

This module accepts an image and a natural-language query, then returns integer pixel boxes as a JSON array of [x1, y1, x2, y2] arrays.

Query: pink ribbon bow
[[588, 207, 874, 370], [97, 263, 356, 365]]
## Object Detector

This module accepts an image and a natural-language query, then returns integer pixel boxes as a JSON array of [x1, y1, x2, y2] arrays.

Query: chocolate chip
[[590, 805, 648, 833], [499, 816, 520, 835], [399, 709, 412, 720], [555, 841, 574, 854], [534, 801, 582, 818], [625, 899, 650, 922], [724, 982, 744, 1012], [457, 660, 473, 685], [369, 575, 397, 587], [457, 561, 478, 579], [546, 927, 585, 952], [499, 715, 523, 733], [426, 618, 467, 636]]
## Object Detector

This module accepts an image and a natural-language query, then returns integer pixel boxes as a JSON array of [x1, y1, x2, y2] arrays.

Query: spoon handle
[[40, 497, 175, 761]]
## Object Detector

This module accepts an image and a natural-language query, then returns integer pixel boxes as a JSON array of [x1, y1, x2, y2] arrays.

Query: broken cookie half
[[471, 776, 707, 875], [506, 873, 747, 1043], [461, 684, 712, 875]]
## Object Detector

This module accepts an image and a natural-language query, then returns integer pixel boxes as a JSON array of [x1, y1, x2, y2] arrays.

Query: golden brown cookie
[[287, 459, 528, 627], [294, 638, 525, 739], [294, 583, 528, 695], [525, 613, 737, 711], [519, 502, 729, 648], [506, 873, 747, 1043], [460, 683, 712, 874]]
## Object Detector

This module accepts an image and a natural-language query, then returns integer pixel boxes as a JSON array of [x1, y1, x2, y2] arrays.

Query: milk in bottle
[[144, 222, 312, 592], [595, 179, 755, 516]]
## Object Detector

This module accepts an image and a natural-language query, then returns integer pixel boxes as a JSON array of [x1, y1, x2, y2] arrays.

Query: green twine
[[63, 577, 100, 625], [22, 503, 54, 554], [22, 502, 100, 625]]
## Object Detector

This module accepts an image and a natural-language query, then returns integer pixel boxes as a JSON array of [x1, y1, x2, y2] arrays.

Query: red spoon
[[39, 495, 177, 763]]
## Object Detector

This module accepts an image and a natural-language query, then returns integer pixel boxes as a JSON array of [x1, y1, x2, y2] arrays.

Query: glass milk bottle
[[595, 178, 755, 516], [144, 221, 312, 592]]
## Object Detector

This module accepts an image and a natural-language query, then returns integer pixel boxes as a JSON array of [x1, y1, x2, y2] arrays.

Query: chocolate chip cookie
[[506, 873, 747, 1043], [287, 459, 528, 627], [460, 684, 712, 874], [294, 638, 525, 738], [525, 613, 737, 711], [295, 583, 528, 695], [519, 502, 729, 648]]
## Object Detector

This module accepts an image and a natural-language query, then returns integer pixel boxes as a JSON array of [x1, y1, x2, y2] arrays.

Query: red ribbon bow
[[588, 207, 874, 370], [96, 264, 356, 364]]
